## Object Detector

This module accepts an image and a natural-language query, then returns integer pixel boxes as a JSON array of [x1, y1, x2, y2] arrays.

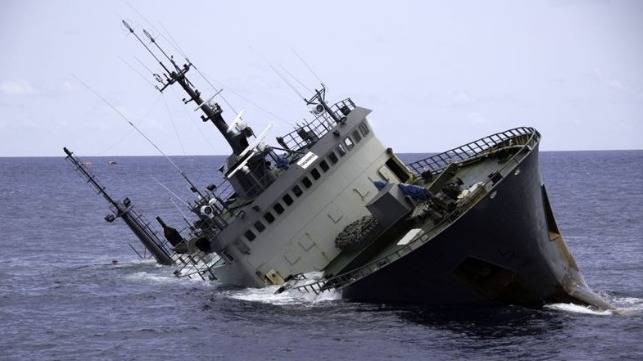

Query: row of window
[[241, 122, 370, 243]]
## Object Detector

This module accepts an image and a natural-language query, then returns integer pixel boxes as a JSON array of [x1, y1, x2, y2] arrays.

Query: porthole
[[244, 230, 256, 241]]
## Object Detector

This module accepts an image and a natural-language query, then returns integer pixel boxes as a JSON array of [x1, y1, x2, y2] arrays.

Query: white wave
[[106, 258, 160, 268], [224, 273, 342, 306], [546, 294, 643, 316], [544, 303, 614, 316], [226, 285, 341, 306], [225, 286, 300, 305], [611, 296, 643, 307], [123, 271, 182, 284], [609, 296, 643, 316]]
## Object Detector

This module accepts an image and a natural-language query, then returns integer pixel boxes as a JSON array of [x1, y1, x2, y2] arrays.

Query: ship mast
[[122, 20, 250, 156], [63, 147, 175, 265], [123, 20, 275, 199]]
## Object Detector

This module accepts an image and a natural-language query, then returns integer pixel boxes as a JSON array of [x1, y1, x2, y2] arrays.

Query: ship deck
[[324, 153, 513, 278]]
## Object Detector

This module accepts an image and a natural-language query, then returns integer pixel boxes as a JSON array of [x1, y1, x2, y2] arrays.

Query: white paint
[[397, 228, 422, 246], [296, 151, 319, 169]]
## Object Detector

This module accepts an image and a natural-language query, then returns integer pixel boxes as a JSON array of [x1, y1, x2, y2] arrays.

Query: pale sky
[[0, 0, 641, 156]]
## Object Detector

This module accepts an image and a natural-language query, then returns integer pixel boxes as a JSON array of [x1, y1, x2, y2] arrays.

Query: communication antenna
[[291, 47, 325, 87], [122, 19, 251, 156]]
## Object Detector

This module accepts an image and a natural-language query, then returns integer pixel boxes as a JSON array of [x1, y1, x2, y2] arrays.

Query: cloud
[[593, 67, 625, 91], [468, 112, 486, 124], [1, 79, 35, 95], [60, 79, 83, 92], [452, 92, 471, 107], [606, 79, 624, 91]]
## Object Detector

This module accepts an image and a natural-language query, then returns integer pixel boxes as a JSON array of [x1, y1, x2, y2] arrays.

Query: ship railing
[[292, 127, 540, 295], [278, 98, 355, 152], [110, 203, 177, 261], [172, 251, 224, 281], [407, 127, 539, 176], [208, 170, 274, 220], [210, 179, 236, 208]]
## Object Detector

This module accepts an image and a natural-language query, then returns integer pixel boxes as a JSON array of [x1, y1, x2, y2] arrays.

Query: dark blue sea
[[1, 150, 641, 360]]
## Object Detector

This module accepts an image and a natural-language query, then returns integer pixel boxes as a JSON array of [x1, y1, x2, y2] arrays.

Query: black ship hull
[[341, 145, 609, 308]]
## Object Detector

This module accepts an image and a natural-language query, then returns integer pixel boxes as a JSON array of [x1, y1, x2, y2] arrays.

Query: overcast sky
[[0, 0, 641, 157]]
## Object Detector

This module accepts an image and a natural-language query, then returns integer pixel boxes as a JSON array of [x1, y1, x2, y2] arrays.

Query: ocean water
[[0, 150, 641, 361]]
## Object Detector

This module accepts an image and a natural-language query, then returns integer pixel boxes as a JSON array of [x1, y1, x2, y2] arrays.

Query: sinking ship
[[64, 21, 610, 309]]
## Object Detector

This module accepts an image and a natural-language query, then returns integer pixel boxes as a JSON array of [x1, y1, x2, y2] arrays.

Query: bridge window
[[337, 144, 346, 157], [244, 230, 256, 241], [274, 202, 285, 215], [385, 158, 410, 183], [352, 130, 362, 143], [344, 137, 354, 150], [359, 122, 369, 136], [264, 211, 275, 224], [254, 221, 265, 232], [320, 160, 329, 172], [328, 151, 339, 164], [302, 176, 312, 189]]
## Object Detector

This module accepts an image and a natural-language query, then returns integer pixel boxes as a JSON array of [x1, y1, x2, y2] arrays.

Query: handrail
[[279, 98, 355, 151], [407, 127, 539, 176]]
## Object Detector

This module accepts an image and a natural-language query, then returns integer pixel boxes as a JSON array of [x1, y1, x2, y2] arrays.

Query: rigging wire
[[127, 4, 239, 116], [126, 6, 295, 130], [189, 65, 238, 115], [92, 91, 164, 156], [152, 176, 190, 208], [279, 65, 314, 95], [134, 55, 156, 76], [158, 22, 189, 60], [251, 47, 307, 102], [169, 85, 219, 155], [120, 56, 156, 88], [72, 74, 204, 197], [168, 197, 195, 229], [197, 73, 295, 128], [161, 95, 186, 155], [291, 47, 325, 85]]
